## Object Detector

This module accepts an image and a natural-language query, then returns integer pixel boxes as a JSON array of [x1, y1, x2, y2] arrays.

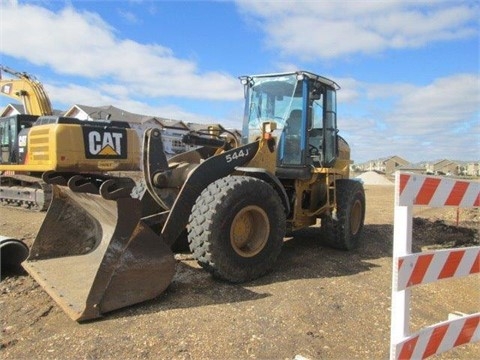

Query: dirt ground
[[1, 185, 479, 359]]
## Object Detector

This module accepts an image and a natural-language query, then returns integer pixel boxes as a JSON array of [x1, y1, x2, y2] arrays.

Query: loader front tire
[[321, 179, 365, 250], [188, 176, 286, 283]]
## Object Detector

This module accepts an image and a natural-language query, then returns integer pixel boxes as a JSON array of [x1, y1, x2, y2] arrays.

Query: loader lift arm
[[143, 128, 262, 247]]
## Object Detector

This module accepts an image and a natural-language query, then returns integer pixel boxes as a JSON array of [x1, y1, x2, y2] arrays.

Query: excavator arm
[[0, 65, 53, 116]]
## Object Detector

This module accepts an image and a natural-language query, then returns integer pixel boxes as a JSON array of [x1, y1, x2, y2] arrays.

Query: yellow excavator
[[0, 66, 144, 273], [22, 71, 366, 321], [0, 65, 55, 210], [0, 66, 142, 210]]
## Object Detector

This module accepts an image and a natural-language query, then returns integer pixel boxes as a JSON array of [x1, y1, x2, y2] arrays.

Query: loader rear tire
[[188, 176, 286, 283], [321, 179, 365, 250]]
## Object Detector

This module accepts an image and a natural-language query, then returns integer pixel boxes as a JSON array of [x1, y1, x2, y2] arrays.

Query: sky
[[0, 0, 479, 164]]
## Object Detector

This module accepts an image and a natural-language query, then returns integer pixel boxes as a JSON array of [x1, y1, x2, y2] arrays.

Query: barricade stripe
[[397, 173, 480, 207], [438, 250, 464, 279], [398, 175, 439, 206], [470, 253, 480, 274], [399, 173, 410, 195], [412, 328, 434, 359], [454, 248, 479, 276], [408, 253, 434, 287], [422, 251, 450, 285], [398, 336, 418, 359], [454, 315, 480, 347], [395, 314, 480, 359], [397, 248, 479, 290], [458, 182, 479, 207], [461, 182, 480, 207], [436, 318, 461, 355], [415, 178, 441, 205], [422, 324, 448, 358], [429, 180, 454, 207], [472, 318, 480, 343], [445, 181, 469, 206], [398, 175, 423, 206]]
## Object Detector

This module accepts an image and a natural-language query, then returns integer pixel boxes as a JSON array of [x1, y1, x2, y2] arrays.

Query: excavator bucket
[[22, 182, 176, 322]]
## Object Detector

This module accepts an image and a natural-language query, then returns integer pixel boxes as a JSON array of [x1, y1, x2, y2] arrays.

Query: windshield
[[242, 74, 302, 143]]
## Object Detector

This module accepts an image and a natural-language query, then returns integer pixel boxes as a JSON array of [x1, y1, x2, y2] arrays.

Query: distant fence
[[390, 172, 480, 359]]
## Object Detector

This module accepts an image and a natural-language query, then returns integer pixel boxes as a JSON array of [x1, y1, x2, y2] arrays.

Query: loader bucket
[[22, 184, 176, 321]]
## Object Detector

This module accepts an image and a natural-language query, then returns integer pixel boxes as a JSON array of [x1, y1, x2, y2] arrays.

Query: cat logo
[[83, 127, 128, 159]]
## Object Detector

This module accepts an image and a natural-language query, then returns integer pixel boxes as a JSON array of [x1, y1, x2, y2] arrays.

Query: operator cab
[[0, 114, 38, 164], [240, 71, 340, 178]]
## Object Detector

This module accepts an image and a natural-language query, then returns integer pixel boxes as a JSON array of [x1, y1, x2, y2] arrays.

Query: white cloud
[[334, 77, 361, 103], [388, 74, 479, 134], [0, 2, 241, 101], [235, 0, 478, 60], [42, 80, 244, 128], [340, 73, 480, 162], [1, 0, 478, 162]]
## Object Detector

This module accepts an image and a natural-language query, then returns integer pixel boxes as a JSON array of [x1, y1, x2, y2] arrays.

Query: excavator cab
[[22, 71, 365, 321], [0, 115, 37, 164]]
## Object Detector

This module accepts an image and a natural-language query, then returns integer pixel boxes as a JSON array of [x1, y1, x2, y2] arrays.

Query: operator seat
[[285, 109, 302, 135], [283, 109, 302, 163]]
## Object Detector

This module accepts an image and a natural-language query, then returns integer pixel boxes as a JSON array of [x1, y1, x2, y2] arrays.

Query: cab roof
[[239, 70, 340, 90]]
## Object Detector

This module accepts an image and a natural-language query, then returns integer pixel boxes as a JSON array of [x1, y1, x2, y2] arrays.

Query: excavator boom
[[0, 65, 53, 116]]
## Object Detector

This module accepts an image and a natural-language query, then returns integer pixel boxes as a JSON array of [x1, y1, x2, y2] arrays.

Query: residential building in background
[[353, 156, 479, 177]]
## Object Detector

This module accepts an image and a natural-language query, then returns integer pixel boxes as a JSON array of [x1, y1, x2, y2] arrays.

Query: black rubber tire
[[321, 179, 366, 250], [187, 176, 286, 283]]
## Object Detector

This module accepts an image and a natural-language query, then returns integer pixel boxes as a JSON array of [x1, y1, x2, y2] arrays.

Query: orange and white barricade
[[390, 171, 480, 359]]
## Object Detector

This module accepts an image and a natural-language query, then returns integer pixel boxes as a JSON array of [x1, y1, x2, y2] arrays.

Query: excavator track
[[0, 174, 52, 211]]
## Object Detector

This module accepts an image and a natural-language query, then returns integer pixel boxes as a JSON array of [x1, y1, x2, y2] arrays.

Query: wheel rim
[[350, 198, 363, 236], [230, 205, 270, 257]]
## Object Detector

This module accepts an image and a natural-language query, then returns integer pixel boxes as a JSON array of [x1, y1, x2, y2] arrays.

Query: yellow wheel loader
[[22, 71, 366, 321]]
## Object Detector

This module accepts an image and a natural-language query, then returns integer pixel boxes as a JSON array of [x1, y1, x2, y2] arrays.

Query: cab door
[[307, 84, 338, 168]]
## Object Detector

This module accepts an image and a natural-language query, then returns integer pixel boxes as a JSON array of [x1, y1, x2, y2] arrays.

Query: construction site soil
[[1, 184, 479, 359]]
